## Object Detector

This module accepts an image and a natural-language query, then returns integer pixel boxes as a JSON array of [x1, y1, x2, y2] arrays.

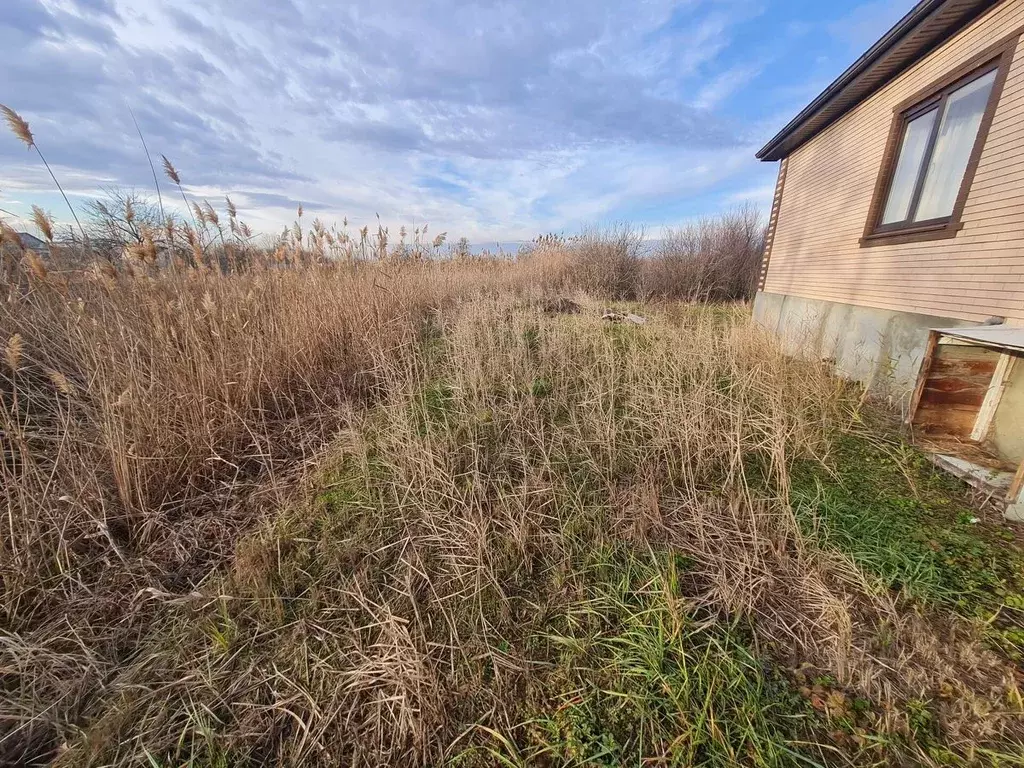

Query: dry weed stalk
[[28, 294, 1018, 767], [0, 259, 521, 765], [127, 104, 165, 222], [1, 104, 87, 241]]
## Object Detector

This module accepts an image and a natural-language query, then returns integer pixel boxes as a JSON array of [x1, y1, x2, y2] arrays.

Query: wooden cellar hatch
[[907, 326, 1024, 521]]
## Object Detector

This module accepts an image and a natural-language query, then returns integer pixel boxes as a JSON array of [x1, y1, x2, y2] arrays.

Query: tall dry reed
[[36, 295, 1021, 767], [0, 257, 528, 763]]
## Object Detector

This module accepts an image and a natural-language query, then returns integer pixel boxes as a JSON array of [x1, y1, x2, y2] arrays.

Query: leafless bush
[[518, 226, 643, 300], [519, 212, 763, 303], [642, 203, 765, 302], [84, 188, 178, 261], [568, 224, 643, 299]]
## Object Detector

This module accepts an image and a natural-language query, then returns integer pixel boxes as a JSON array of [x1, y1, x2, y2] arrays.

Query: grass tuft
[[4, 294, 1015, 767]]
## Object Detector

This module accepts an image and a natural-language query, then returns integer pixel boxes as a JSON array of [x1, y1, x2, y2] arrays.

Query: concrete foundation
[[752, 291, 1024, 522], [752, 291, 974, 403]]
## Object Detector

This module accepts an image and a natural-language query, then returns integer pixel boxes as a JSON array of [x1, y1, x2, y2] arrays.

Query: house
[[16, 232, 47, 252], [753, 0, 1024, 518]]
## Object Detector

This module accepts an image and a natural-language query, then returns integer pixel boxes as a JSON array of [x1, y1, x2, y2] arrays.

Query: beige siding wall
[[764, 0, 1024, 323]]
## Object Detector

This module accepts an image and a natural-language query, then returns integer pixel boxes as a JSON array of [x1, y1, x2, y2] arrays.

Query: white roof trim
[[933, 326, 1024, 353]]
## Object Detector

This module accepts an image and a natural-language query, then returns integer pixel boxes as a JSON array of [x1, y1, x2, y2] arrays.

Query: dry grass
[[0, 256, 531, 764], [4, 271, 1019, 766], [1, 101, 1021, 762]]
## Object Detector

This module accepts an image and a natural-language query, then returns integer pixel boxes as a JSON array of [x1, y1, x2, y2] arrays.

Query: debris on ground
[[539, 296, 581, 315], [602, 309, 647, 324]]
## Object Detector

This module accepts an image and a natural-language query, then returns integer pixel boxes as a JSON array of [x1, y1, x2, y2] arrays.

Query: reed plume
[[202, 200, 220, 228], [140, 227, 158, 264], [31, 205, 54, 242], [201, 200, 227, 253], [183, 224, 204, 268], [47, 369, 73, 395], [0, 219, 24, 253], [1, 104, 87, 243], [23, 251, 48, 280], [1, 104, 33, 145], [161, 156, 180, 185], [5, 332, 23, 373], [226, 197, 239, 236], [95, 259, 117, 280], [163, 154, 203, 237]]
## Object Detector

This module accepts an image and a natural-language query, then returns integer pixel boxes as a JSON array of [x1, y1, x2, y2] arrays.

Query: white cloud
[[694, 64, 765, 109], [724, 183, 776, 207], [1, 0, 779, 241]]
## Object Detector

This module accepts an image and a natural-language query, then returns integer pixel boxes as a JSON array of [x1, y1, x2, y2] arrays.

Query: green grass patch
[[791, 432, 1024, 656], [465, 549, 831, 768]]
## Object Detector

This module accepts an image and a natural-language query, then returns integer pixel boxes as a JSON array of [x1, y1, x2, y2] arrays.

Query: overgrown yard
[[3, 266, 1024, 766]]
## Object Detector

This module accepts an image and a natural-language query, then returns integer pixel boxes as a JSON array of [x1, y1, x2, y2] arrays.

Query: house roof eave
[[757, 0, 1002, 162]]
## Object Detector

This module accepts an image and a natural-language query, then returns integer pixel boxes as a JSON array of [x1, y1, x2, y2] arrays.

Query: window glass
[[881, 109, 937, 225], [915, 68, 997, 221]]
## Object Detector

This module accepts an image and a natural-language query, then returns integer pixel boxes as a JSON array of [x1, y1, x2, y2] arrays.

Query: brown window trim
[[860, 31, 1019, 249]]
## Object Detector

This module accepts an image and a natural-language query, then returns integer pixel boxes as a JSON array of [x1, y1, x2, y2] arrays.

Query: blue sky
[[0, 0, 911, 244]]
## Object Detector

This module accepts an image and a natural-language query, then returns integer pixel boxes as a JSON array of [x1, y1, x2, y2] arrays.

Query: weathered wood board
[[913, 343, 999, 439]]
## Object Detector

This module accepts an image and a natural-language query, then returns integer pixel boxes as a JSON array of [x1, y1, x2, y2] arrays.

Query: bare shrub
[[643, 203, 766, 302], [519, 212, 763, 304], [84, 188, 174, 259], [519, 226, 644, 300], [568, 224, 643, 299]]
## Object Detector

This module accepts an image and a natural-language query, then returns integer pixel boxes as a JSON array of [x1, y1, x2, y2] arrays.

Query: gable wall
[[764, 0, 1024, 323]]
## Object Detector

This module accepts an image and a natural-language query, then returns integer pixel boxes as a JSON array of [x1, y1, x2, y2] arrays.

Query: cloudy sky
[[1, 0, 911, 245]]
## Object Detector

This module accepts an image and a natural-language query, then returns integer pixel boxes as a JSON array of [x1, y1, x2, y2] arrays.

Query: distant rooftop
[[15, 232, 47, 252]]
